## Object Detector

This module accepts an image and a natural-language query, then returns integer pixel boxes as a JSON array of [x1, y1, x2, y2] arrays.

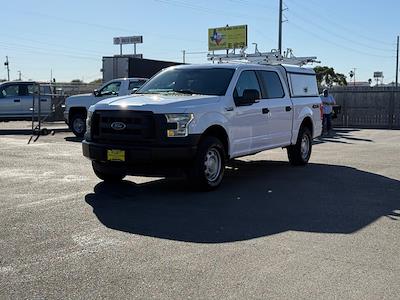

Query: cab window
[[258, 71, 285, 99], [233, 71, 261, 99], [99, 81, 121, 96], [0, 85, 19, 98], [19, 84, 30, 96], [129, 80, 146, 90]]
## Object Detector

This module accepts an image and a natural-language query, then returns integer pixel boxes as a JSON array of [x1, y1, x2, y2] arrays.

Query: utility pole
[[278, 0, 283, 54], [182, 50, 186, 64], [396, 35, 399, 88], [4, 56, 10, 81], [350, 68, 356, 86]]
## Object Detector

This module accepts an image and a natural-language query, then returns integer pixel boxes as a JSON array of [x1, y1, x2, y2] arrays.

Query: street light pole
[[4, 56, 10, 81], [396, 35, 399, 88]]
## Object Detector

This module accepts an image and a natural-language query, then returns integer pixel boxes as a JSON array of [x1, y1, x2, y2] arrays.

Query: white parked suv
[[64, 77, 147, 136], [82, 64, 322, 190]]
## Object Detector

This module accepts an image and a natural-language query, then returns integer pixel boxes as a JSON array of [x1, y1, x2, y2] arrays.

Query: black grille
[[91, 110, 157, 144]]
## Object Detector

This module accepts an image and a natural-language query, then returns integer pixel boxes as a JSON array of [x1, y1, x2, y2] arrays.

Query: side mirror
[[130, 88, 139, 94], [235, 89, 260, 106], [93, 89, 99, 97]]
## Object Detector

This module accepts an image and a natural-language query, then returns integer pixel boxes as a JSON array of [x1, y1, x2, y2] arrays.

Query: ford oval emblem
[[111, 121, 126, 131]]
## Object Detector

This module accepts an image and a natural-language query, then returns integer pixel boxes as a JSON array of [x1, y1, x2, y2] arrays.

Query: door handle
[[40, 98, 47, 102], [285, 106, 292, 112], [262, 108, 270, 114], [312, 104, 320, 109], [14, 99, 20, 103]]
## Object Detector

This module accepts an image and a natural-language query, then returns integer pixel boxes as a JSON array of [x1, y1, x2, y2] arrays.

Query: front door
[[0, 84, 21, 117], [93, 81, 122, 105], [230, 70, 269, 157]]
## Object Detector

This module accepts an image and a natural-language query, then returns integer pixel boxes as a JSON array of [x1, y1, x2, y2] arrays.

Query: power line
[[283, 3, 395, 53], [286, 19, 395, 59], [285, 0, 395, 47]]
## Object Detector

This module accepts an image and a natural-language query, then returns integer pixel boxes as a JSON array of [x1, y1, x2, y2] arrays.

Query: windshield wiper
[[173, 89, 200, 95]]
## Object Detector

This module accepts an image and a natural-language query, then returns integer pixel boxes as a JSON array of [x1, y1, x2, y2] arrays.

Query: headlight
[[85, 110, 94, 140], [165, 113, 194, 137]]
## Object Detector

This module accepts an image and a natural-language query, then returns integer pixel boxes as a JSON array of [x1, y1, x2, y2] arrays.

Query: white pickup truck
[[82, 64, 322, 190], [64, 77, 147, 136]]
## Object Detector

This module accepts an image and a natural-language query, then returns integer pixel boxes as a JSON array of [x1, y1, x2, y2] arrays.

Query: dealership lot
[[0, 127, 399, 299]]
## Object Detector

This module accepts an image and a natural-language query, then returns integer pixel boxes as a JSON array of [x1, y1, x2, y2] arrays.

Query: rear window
[[288, 73, 318, 97], [258, 71, 285, 98]]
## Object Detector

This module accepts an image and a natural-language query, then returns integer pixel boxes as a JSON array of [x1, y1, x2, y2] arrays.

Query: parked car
[[64, 77, 147, 136], [0, 81, 53, 121], [82, 64, 322, 190]]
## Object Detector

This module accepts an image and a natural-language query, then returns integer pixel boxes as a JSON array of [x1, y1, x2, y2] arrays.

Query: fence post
[[389, 90, 395, 129]]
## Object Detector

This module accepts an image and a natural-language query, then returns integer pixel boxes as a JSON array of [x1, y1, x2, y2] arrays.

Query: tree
[[314, 66, 347, 87]]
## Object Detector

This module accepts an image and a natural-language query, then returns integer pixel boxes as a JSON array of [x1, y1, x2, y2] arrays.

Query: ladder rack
[[207, 48, 320, 66]]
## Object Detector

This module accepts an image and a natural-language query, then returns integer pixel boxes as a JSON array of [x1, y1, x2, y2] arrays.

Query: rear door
[[0, 84, 21, 117], [256, 70, 293, 148], [20, 84, 52, 117]]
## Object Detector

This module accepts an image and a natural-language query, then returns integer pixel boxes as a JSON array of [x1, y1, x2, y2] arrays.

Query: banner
[[208, 25, 248, 51]]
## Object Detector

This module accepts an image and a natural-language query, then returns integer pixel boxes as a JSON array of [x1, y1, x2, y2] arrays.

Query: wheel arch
[[200, 125, 230, 159], [68, 107, 87, 123]]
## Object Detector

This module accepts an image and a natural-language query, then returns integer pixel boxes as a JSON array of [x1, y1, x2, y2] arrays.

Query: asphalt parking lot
[[0, 126, 399, 299]]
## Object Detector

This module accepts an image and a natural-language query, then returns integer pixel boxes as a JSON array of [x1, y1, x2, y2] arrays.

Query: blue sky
[[1, 0, 399, 83]]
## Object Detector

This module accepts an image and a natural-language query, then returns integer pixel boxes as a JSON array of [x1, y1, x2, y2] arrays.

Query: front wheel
[[287, 127, 312, 166], [92, 161, 126, 182], [188, 136, 226, 191], [70, 113, 86, 137]]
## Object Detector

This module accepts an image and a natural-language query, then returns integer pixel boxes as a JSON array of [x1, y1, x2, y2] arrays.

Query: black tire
[[188, 136, 226, 191], [70, 112, 86, 137], [92, 161, 126, 182], [287, 126, 312, 166]]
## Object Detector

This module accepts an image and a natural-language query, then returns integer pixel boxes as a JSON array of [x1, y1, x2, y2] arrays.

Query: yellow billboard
[[208, 25, 248, 51]]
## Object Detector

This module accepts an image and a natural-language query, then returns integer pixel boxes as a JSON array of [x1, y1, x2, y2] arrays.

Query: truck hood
[[65, 93, 93, 104], [93, 94, 221, 113]]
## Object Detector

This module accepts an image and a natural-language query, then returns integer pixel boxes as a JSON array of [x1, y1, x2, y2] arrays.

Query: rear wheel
[[188, 136, 226, 191], [287, 126, 312, 166], [70, 113, 86, 137], [92, 161, 126, 182]]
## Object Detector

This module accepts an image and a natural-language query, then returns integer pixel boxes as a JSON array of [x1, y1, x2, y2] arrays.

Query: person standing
[[320, 89, 336, 136]]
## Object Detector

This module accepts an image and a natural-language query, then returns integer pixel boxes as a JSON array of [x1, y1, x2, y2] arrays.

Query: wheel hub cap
[[73, 118, 85, 133], [301, 134, 310, 160], [204, 148, 221, 182]]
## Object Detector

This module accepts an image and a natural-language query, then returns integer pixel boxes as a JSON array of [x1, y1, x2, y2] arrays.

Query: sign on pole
[[113, 36, 143, 45], [208, 25, 247, 51]]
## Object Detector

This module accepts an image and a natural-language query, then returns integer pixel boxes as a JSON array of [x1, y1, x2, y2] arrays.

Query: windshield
[[137, 68, 235, 96]]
